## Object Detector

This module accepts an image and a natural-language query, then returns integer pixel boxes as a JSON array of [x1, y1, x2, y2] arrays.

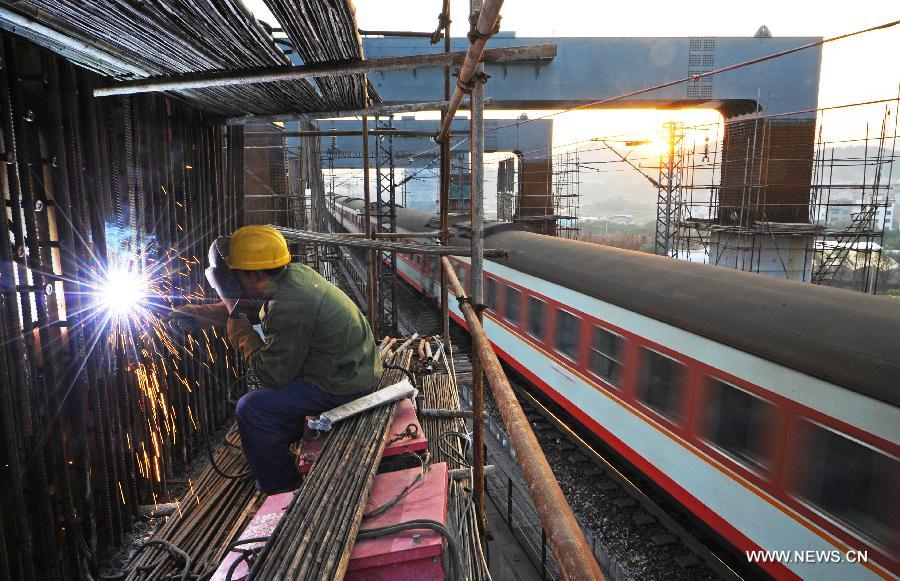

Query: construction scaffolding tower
[[657, 96, 897, 293], [552, 150, 581, 239], [374, 116, 399, 337], [496, 155, 517, 221], [655, 121, 686, 256]]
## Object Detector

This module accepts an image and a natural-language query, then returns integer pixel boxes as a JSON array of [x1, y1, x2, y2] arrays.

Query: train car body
[[329, 197, 900, 580]]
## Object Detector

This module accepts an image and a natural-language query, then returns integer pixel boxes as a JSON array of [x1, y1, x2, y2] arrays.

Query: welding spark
[[101, 268, 147, 316]]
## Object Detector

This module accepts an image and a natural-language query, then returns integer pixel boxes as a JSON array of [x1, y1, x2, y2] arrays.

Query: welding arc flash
[[102, 270, 146, 315]]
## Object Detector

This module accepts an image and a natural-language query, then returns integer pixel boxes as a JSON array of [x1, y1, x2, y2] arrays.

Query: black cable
[[363, 453, 429, 520], [201, 428, 252, 481], [226, 547, 264, 581], [439, 430, 472, 468], [383, 363, 416, 386], [358, 519, 463, 581], [125, 539, 191, 581]]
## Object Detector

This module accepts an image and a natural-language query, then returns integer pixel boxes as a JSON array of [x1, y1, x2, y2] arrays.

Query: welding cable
[[202, 428, 253, 481], [125, 540, 191, 581], [439, 431, 473, 468], [358, 519, 464, 581], [226, 547, 264, 581], [363, 452, 430, 520], [382, 363, 416, 386]]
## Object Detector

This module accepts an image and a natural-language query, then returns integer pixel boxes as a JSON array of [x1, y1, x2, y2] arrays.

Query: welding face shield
[[205, 237, 262, 324]]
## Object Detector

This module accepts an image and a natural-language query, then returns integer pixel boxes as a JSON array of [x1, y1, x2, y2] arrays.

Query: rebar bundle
[[0, 0, 331, 115], [124, 428, 261, 579], [419, 339, 492, 581], [263, 0, 374, 110], [250, 351, 412, 579], [0, 31, 245, 580]]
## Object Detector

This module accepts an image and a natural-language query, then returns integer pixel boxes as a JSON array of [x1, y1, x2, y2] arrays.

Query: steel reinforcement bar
[[249, 351, 412, 579], [441, 257, 605, 581]]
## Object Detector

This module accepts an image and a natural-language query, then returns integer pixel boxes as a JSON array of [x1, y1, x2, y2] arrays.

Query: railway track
[[384, 275, 752, 581]]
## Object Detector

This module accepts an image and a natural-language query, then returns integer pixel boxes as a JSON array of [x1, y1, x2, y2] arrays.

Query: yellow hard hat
[[227, 225, 291, 270]]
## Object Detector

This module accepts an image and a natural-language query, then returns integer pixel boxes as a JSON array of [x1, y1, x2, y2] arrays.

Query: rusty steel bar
[[93, 44, 556, 97], [441, 256, 605, 581], [469, 7, 487, 525], [362, 115, 377, 332], [435, 0, 504, 143], [227, 100, 459, 125], [259, 129, 469, 138], [439, 0, 452, 345], [334, 231, 442, 239], [358, 29, 439, 38]]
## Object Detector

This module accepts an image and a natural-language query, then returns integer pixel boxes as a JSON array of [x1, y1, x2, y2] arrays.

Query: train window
[[589, 326, 623, 387], [504, 287, 521, 325], [702, 379, 775, 469], [792, 421, 897, 549], [526, 296, 546, 339], [486, 277, 499, 312], [415, 255, 422, 269], [637, 348, 686, 422], [554, 309, 580, 359]]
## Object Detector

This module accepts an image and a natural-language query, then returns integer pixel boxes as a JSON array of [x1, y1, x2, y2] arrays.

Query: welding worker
[[170, 225, 382, 494]]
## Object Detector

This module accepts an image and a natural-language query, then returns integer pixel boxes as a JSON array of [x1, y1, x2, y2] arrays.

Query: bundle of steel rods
[[263, 0, 373, 109], [124, 428, 260, 579], [250, 351, 412, 579], [418, 338, 492, 580], [0, 31, 245, 579], [449, 479, 493, 581], [1, 0, 329, 114], [273, 225, 510, 258]]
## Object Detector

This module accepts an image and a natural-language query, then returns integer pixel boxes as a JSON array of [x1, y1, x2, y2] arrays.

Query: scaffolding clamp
[[468, 12, 501, 44]]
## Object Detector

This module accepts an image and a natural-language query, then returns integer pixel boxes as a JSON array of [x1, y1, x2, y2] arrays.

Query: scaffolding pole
[[470, 18, 487, 526], [435, 0, 505, 143], [94, 43, 555, 96], [441, 258, 606, 581]]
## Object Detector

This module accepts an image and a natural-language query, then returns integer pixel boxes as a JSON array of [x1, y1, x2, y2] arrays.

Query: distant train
[[329, 196, 899, 580]]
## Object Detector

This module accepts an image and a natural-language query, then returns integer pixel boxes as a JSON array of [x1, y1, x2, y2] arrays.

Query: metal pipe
[[439, 0, 452, 345], [358, 30, 439, 39], [257, 129, 467, 138], [435, 0, 505, 143], [362, 116, 377, 332], [227, 100, 460, 125], [449, 465, 494, 480], [419, 409, 474, 419], [440, 257, 606, 581], [271, 226, 509, 256], [93, 44, 555, 97], [469, 17, 487, 526], [334, 231, 442, 239]]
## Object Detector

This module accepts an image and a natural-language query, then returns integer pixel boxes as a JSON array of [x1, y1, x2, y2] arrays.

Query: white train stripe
[[461, 257, 900, 447]]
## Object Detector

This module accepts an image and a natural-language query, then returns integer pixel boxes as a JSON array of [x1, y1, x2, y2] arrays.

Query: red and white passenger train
[[330, 196, 899, 580]]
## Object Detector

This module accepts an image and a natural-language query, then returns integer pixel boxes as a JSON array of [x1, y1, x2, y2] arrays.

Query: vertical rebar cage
[[0, 32, 245, 580]]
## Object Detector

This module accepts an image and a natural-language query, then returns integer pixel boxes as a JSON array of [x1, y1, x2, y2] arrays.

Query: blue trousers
[[235, 378, 370, 493]]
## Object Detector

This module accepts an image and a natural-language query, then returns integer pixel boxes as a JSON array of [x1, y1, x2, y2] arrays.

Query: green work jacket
[[247, 263, 382, 394]]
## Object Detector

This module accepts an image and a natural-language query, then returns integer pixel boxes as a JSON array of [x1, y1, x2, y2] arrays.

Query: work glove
[[166, 302, 229, 334], [227, 313, 263, 360]]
